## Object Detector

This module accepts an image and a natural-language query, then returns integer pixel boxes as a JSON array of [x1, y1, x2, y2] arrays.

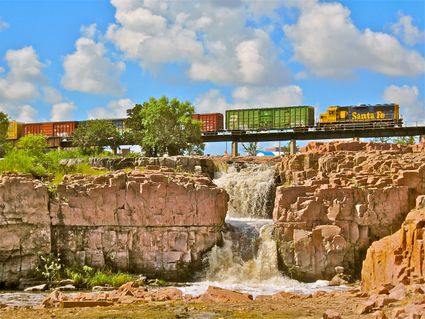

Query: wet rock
[[24, 284, 48, 292], [92, 285, 115, 292], [329, 274, 349, 286], [57, 284, 76, 291]]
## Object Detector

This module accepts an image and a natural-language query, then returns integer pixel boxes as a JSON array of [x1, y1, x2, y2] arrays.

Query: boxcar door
[[259, 109, 273, 130]]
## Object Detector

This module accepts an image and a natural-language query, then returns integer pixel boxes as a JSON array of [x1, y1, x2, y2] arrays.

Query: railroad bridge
[[201, 126, 425, 157]]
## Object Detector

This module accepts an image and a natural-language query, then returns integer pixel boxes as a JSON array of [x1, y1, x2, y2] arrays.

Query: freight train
[[5, 103, 402, 140]]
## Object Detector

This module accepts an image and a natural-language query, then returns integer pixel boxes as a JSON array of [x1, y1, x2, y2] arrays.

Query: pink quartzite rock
[[361, 208, 425, 292], [52, 171, 228, 280], [273, 141, 425, 281], [0, 173, 50, 286]]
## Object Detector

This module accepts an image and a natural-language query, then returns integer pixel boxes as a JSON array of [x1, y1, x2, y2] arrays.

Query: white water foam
[[178, 218, 346, 298]]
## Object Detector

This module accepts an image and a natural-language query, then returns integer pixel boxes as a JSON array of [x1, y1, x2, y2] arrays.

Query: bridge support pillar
[[289, 139, 297, 155], [353, 137, 360, 141], [231, 141, 238, 157]]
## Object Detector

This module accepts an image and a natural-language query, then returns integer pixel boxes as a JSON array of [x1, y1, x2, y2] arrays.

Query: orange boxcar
[[24, 121, 77, 137], [192, 113, 224, 133]]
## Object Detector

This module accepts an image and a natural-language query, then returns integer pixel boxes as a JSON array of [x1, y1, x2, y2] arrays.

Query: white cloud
[[50, 102, 76, 121], [5, 46, 44, 81], [88, 98, 134, 119], [195, 89, 229, 114], [383, 85, 425, 125], [284, 1, 425, 77], [0, 103, 38, 122], [391, 14, 425, 46], [0, 46, 43, 102], [62, 25, 125, 95], [107, 1, 289, 85], [0, 17, 9, 31], [195, 85, 303, 114]]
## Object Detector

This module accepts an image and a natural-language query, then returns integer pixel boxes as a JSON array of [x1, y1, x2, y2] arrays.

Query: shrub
[[36, 254, 62, 282]]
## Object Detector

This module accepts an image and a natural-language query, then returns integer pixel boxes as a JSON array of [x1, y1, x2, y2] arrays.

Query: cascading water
[[179, 162, 342, 298], [213, 162, 277, 218]]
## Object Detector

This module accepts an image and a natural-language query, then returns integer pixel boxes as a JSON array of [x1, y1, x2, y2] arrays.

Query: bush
[[87, 271, 135, 288], [36, 254, 62, 282]]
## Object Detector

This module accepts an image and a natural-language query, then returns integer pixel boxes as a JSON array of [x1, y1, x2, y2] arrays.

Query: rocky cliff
[[273, 141, 425, 281], [0, 174, 50, 286], [0, 169, 228, 286], [361, 204, 425, 292]]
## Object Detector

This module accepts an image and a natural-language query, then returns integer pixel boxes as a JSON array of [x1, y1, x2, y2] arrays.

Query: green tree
[[72, 120, 121, 155], [0, 112, 9, 155], [393, 136, 416, 145], [125, 104, 144, 145], [16, 134, 48, 157], [127, 96, 202, 156], [242, 142, 258, 156]]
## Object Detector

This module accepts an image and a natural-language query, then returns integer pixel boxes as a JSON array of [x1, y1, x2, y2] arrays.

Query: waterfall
[[205, 219, 283, 284], [214, 163, 277, 218], [178, 161, 341, 298]]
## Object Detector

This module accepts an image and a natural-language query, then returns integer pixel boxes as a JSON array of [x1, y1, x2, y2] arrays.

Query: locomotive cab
[[319, 106, 348, 124]]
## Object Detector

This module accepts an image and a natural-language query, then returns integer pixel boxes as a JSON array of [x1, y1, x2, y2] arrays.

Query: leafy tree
[[127, 96, 202, 156], [242, 142, 258, 156], [72, 120, 121, 155], [393, 136, 416, 145], [16, 134, 48, 157], [125, 104, 144, 145], [0, 112, 9, 155]]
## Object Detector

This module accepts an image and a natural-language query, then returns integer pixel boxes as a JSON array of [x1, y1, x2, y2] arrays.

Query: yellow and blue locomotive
[[317, 103, 402, 129]]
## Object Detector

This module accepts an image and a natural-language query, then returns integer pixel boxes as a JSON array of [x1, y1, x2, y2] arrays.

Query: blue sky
[[0, 0, 424, 154]]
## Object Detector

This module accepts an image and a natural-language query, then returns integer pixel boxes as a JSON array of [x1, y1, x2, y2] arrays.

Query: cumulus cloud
[[0, 46, 45, 122], [50, 102, 76, 121], [383, 85, 425, 125], [0, 103, 38, 122], [195, 85, 303, 114], [88, 98, 134, 119], [0, 17, 9, 31], [391, 13, 425, 46], [284, 1, 425, 77], [62, 24, 125, 95], [107, 1, 289, 85]]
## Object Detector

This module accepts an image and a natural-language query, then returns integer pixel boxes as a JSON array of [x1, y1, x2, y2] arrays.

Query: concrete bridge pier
[[231, 141, 238, 157], [289, 139, 297, 155]]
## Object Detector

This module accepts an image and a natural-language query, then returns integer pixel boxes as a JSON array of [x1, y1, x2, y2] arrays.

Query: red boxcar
[[24, 121, 77, 137], [192, 113, 224, 133]]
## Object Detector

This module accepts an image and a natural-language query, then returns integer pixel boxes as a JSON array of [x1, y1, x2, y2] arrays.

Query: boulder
[[198, 286, 253, 302]]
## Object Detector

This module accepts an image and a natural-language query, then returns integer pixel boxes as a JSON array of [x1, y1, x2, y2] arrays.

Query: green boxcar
[[225, 106, 315, 131]]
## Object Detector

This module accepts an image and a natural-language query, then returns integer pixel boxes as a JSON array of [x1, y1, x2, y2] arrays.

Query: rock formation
[[0, 169, 228, 286], [273, 141, 425, 281], [0, 173, 50, 286], [361, 206, 425, 292]]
